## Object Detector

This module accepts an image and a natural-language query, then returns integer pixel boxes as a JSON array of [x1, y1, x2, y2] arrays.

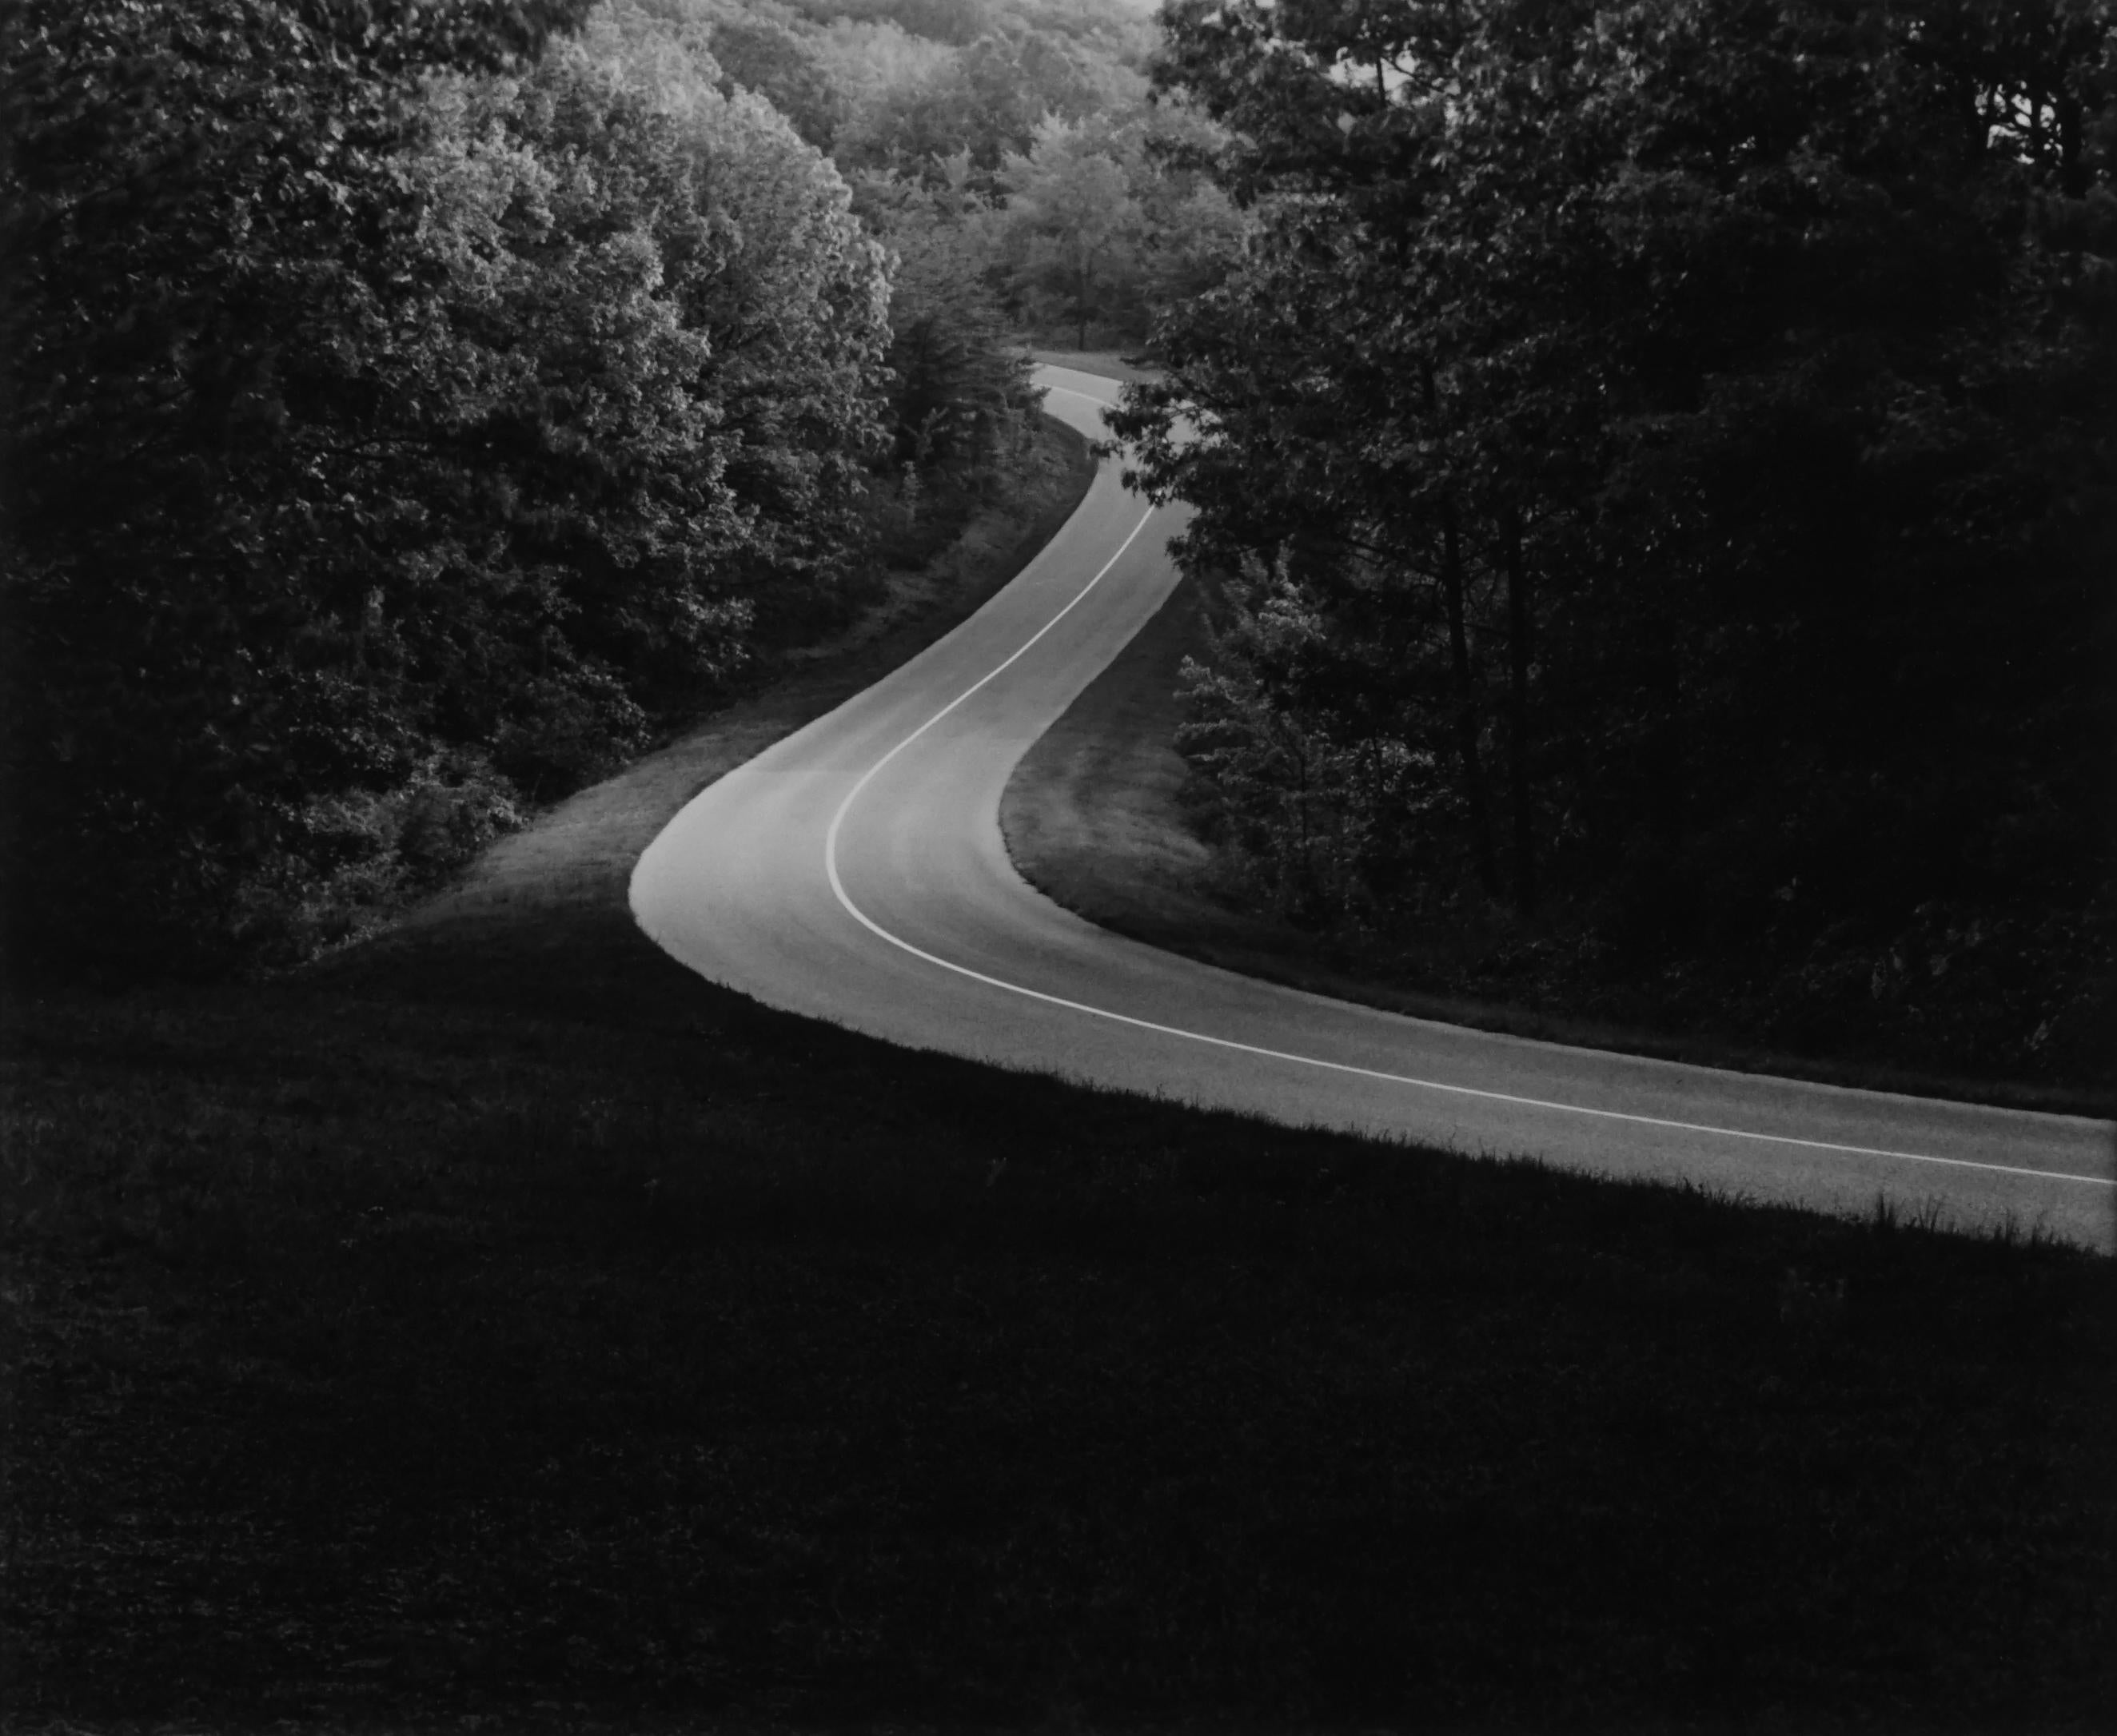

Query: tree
[[853, 170, 1038, 480], [1117, 0, 2117, 1073], [998, 113, 1143, 344], [1, 0, 891, 968], [2, 0, 584, 965], [831, 16, 1107, 180], [706, 11, 847, 148]]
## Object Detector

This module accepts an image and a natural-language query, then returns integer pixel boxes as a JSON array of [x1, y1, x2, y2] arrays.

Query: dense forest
[[1116, 0, 2115, 1085], [9, 0, 2106, 1086], [1, 0, 1209, 973]]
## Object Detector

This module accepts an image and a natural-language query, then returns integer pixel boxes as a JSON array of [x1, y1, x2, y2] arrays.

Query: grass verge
[[1001, 571, 2113, 1119], [1025, 347, 1161, 385], [4, 416, 2114, 1733]]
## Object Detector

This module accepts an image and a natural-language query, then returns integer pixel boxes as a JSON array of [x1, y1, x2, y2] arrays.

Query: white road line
[[821, 451, 2114, 1193]]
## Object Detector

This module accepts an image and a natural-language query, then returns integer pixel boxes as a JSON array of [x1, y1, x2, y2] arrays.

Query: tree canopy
[[1116, 0, 2116, 1078], [2, 0, 889, 967]]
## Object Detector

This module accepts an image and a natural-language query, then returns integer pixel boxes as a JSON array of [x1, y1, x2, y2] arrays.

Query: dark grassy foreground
[[3, 424, 2114, 1733], [8, 948, 2115, 1734]]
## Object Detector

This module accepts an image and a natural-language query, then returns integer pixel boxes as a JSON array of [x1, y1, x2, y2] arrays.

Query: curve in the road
[[634, 366, 2116, 1252]]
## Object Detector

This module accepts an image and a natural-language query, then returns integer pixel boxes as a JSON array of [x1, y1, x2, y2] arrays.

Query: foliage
[[707, 6, 849, 145], [1174, 584, 1445, 926], [1, 0, 889, 970], [654, 0, 1240, 349], [854, 169, 1042, 488], [832, 14, 1118, 177], [0, 0, 1245, 976], [996, 113, 1146, 343], [1117, 0, 2117, 1080]]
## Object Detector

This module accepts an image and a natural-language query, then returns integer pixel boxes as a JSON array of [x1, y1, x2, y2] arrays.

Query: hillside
[[7, 418, 2112, 1729]]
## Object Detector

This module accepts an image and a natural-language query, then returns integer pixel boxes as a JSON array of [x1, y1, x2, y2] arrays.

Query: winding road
[[632, 365, 2115, 1252]]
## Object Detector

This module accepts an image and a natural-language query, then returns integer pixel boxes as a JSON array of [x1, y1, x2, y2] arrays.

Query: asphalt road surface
[[634, 365, 2116, 1252]]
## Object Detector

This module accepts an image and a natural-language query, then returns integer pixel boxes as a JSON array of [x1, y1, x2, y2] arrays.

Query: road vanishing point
[[633, 364, 2117, 1254]]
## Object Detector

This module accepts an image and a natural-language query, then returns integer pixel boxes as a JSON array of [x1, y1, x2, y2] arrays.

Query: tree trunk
[[1502, 510, 1537, 914], [1642, 612, 1683, 846], [1441, 494, 1501, 896], [2058, 92, 2086, 196]]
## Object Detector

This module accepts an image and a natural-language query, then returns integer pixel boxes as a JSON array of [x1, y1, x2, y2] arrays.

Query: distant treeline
[[696, 0, 1239, 350], [1118, 0, 2115, 1081], [2, 0, 1218, 973]]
